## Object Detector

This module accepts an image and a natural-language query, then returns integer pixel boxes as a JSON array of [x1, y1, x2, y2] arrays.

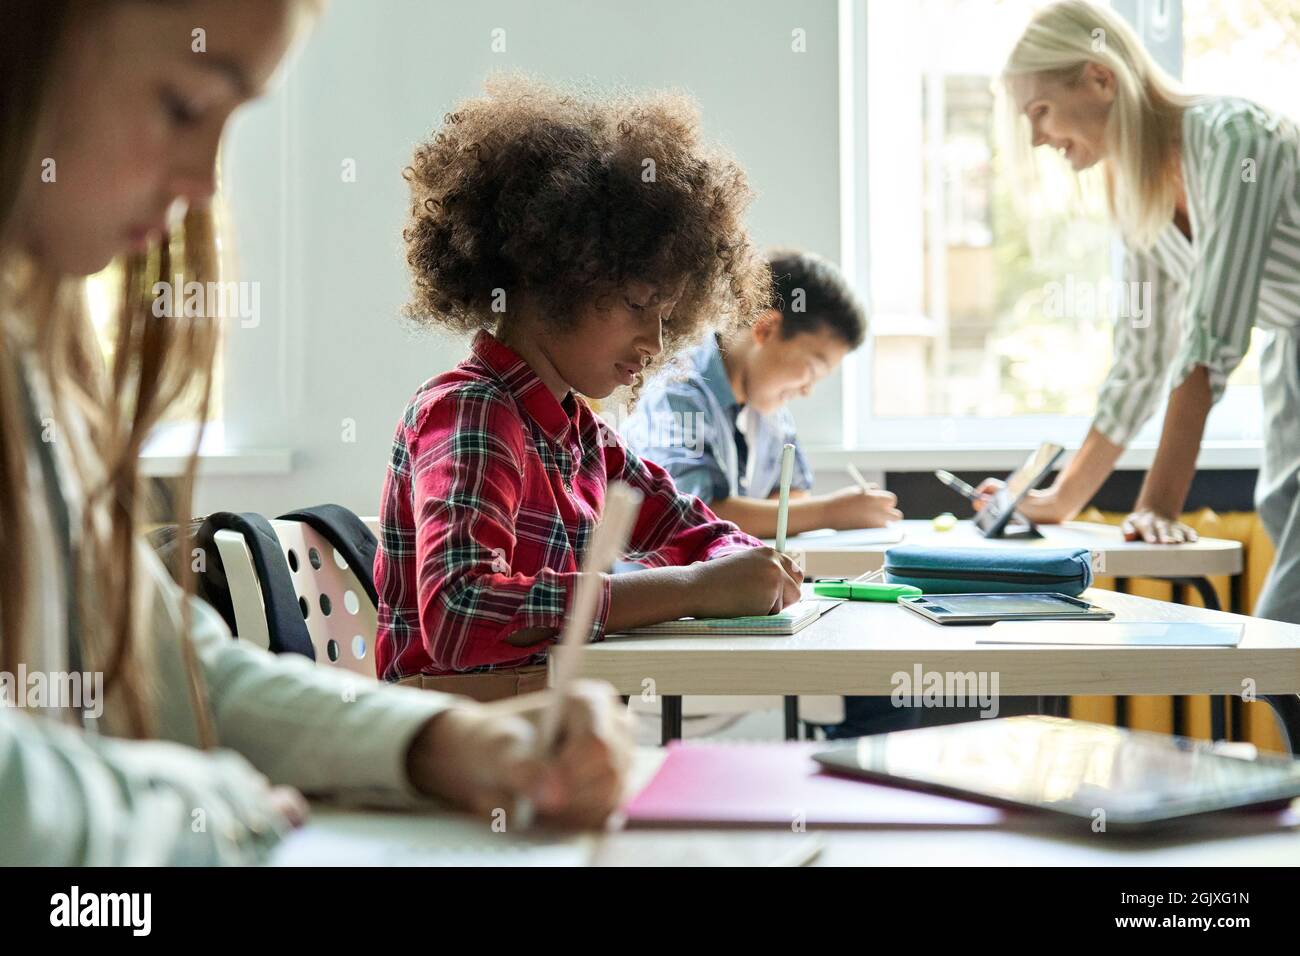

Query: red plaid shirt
[[374, 330, 761, 679]]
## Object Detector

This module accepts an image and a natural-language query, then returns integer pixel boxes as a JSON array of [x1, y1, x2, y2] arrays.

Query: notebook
[[623, 741, 1005, 828], [610, 599, 824, 637]]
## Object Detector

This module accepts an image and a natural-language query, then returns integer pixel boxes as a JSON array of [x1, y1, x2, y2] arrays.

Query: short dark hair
[[767, 250, 866, 349]]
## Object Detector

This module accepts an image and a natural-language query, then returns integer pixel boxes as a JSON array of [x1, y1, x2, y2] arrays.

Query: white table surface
[[767, 519, 1243, 579], [565, 587, 1300, 698], [287, 749, 1300, 867]]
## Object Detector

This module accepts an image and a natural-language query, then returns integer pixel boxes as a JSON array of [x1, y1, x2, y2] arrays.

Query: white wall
[[197, 0, 844, 517]]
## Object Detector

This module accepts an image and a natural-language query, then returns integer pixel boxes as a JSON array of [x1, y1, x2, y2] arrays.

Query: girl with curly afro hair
[[375, 76, 803, 684]]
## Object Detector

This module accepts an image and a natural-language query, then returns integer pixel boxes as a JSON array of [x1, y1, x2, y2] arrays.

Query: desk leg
[[1113, 577, 1130, 729], [1172, 695, 1186, 737], [1262, 695, 1300, 756], [784, 696, 800, 740], [660, 696, 682, 746], [1167, 576, 1228, 742], [1036, 696, 1067, 718], [1209, 696, 1228, 743], [1230, 573, 1246, 741]]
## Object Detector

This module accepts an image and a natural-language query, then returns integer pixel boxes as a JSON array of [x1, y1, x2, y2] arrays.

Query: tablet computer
[[973, 442, 1064, 539], [813, 716, 1300, 832], [898, 591, 1114, 625]]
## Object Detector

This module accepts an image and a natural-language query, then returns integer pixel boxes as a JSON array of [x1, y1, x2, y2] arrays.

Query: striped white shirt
[[1094, 96, 1300, 445]]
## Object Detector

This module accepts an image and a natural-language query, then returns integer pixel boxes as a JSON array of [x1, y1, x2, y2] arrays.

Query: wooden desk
[[777, 519, 1243, 581], [285, 747, 1300, 867], [592, 815, 1300, 866], [764, 519, 1247, 741], [567, 588, 1300, 751]]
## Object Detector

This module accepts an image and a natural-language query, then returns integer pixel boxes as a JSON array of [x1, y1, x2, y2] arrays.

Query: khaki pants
[[397, 664, 549, 703]]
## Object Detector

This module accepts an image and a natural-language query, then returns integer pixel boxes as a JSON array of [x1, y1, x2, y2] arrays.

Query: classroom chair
[[215, 518, 378, 680]]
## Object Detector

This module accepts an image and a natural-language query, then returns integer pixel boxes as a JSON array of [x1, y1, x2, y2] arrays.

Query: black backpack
[[149, 504, 378, 660]]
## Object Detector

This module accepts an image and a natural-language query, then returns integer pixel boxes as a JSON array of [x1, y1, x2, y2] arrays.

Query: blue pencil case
[[882, 545, 1093, 596]]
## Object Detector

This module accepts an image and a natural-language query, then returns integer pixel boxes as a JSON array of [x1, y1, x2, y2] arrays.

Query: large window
[[867, 0, 1114, 423], [843, 0, 1297, 450], [87, 259, 225, 433], [860, 0, 1114, 436], [1174, 0, 1300, 415], [1183, 0, 1300, 122]]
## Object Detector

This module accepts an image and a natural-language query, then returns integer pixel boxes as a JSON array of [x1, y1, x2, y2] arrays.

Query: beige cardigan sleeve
[[0, 549, 456, 865], [146, 547, 455, 804]]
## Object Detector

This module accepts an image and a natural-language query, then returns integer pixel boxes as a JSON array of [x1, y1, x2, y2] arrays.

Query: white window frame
[[833, 0, 1263, 466]]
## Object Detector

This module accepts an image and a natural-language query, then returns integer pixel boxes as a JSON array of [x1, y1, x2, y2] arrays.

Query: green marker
[[813, 581, 922, 602]]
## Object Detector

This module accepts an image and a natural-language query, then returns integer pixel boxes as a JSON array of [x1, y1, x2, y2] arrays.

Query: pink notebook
[[623, 742, 1007, 828]]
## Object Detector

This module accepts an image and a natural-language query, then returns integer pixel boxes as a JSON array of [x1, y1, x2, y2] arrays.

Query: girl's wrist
[[407, 708, 475, 801]]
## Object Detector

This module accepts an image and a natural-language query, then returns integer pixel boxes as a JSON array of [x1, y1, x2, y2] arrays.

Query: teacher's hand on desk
[[1121, 508, 1199, 544]]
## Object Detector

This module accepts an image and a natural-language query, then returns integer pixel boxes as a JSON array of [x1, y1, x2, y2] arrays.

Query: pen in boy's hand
[[846, 462, 875, 492], [775, 443, 795, 553]]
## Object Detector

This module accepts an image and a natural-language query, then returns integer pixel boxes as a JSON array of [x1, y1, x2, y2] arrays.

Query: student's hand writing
[[268, 786, 311, 829], [1121, 509, 1198, 544], [821, 485, 903, 528], [407, 680, 633, 829], [691, 546, 803, 617]]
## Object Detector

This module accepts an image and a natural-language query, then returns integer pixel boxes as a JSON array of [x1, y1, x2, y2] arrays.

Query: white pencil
[[518, 481, 642, 829], [537, 480, 642, 749], [775, 442, 795, 553], [846, 462, 872, 492]]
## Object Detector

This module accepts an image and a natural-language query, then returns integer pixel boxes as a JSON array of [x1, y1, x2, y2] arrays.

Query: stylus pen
[[934, 469, 980, 502]]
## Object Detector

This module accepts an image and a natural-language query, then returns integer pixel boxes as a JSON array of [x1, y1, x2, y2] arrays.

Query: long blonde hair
[[1002, 0, 1197, 250], [0, 0, 219, 738]]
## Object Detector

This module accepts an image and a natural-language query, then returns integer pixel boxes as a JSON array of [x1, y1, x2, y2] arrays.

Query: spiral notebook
[[611, 599, 825, 636]]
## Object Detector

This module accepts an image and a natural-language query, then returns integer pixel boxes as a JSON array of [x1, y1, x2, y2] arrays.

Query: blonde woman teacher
[[975, 0, 1300, 624]]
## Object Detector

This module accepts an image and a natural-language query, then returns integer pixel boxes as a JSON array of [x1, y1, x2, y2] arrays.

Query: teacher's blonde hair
[[1002, 0, 1196, 250]]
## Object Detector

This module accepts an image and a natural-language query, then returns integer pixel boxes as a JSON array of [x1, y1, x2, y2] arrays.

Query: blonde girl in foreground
[[0, 0, 630, 865]]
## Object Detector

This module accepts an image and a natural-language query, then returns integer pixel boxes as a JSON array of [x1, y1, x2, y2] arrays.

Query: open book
[[610, 599, 824, 637]]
